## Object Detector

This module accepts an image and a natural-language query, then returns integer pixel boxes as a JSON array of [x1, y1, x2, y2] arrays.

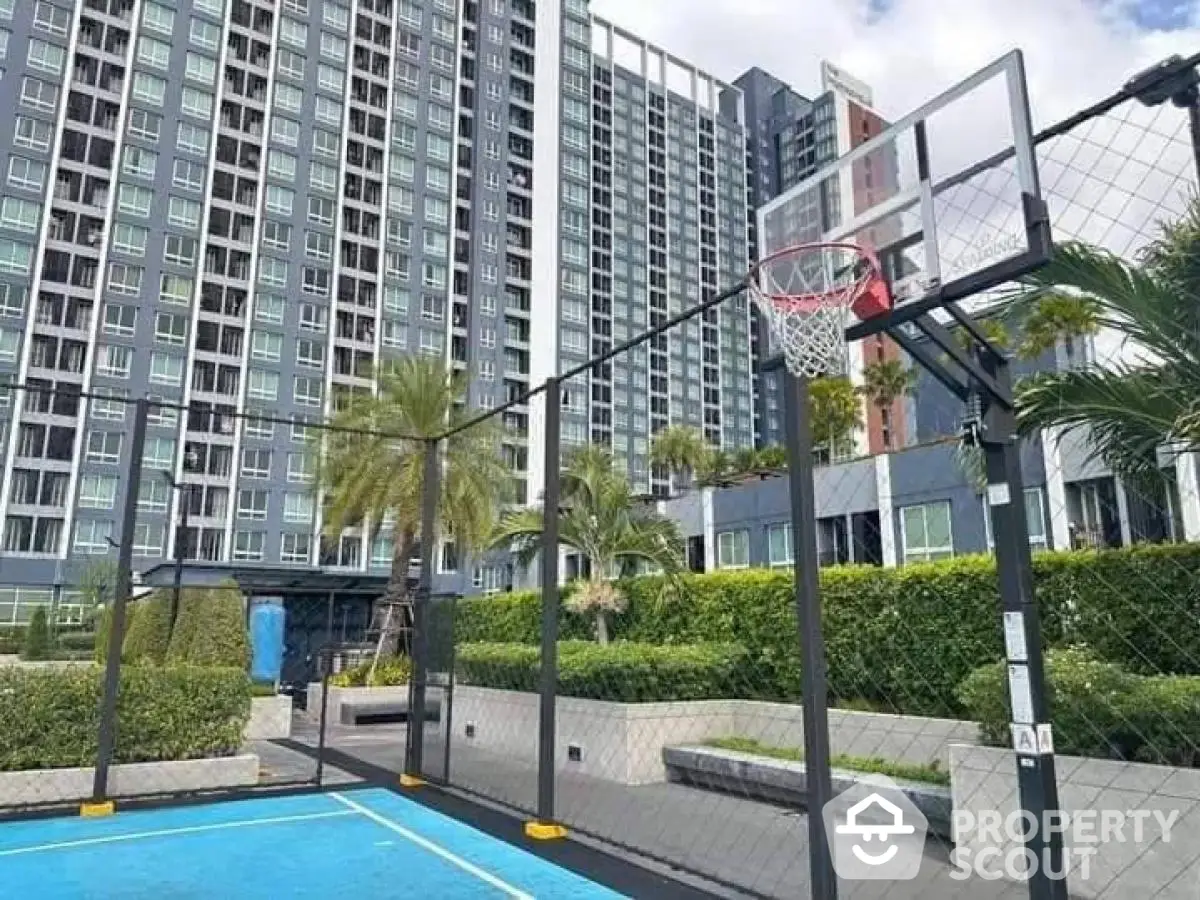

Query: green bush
[[122, 592, 173, 664], [455, 543, 1200, 717], [167, 583, 250, 669], [22, 609, 50, 661], [455, 641, 753, 703], [0, 629, 26, 655], [329, 656, 412, 687], [55, 631, 97, 653], [957, 649, 1200, 766], [0, 666, 251, 771]]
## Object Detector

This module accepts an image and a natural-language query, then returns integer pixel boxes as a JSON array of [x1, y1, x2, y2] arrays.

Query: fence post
[[529, 378, 563, 838], [315, 649, 332, 786], [405, 438, 440, 781], [89, 396, 149, 813], [980, 357, 1068, 900], [782, 370, 838, 899]]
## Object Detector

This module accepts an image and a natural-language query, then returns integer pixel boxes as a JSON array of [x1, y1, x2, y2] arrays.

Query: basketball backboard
[[757, 50, 1050, 341]]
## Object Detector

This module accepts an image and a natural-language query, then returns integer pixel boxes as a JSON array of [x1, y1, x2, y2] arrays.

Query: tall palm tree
[[649, 424, 710, 487], [860, 358, 915, 411], [1010, 228, 1200, 485], [491, 445, 685, 645], [809, 375, 863, 456], [318, 358, 508, 653]]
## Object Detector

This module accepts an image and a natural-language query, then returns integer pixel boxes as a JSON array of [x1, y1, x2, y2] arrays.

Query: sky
[[589, 0, 1200, 133]]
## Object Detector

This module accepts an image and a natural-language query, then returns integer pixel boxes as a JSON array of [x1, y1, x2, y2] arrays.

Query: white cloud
[[590, 0, 1200, 129]]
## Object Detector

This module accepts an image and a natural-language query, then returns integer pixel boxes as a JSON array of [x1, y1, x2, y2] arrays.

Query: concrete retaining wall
[[451, 688, 978, 785], [305, 683, 410, 724], [0, 755, 260, 806], [950, 744, 1200, 897], [245, 695, 293, 741]]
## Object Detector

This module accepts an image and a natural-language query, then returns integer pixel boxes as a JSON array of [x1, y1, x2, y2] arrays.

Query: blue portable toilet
[[249, 597, 286, 685]]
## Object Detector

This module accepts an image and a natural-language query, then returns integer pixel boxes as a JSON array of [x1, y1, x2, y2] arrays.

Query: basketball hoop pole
[[782, 369, 838, 900]]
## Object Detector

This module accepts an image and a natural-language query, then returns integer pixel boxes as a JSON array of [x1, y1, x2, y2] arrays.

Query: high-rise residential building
[[0, 0, 753, 606], [728, 62, 905, 456]]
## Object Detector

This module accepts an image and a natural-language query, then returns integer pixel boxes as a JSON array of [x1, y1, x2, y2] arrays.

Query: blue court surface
[[0, 788, 628, 898]]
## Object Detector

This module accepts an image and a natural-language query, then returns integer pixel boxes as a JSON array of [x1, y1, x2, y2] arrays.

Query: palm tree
[[1010, 228, 1200, 485], [696, 449, 734, 486], [860, 358, 915, 412], [490, 446, 685, 645], [809, 375, 864, 457], [318, 358, 508, 657], [649, 424, 710, 487]]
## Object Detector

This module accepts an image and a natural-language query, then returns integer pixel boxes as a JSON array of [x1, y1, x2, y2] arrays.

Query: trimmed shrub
[[56, 631, 98, 653], [454, 591, 590, 644], [22, 609, 50, 661], [122, 592, 173, 665], [957, 649, 1200, 766], [167, 583, 250, 670], [329, 656, 412, 687], [0, 666, 251, 771], [0, 629, 26, 655], [455, 641, 753, 703]]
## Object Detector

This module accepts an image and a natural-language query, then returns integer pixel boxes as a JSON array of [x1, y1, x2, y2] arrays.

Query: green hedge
[[167, 584, 249, 669], [0, 666, 251, 771], [454, 544, 1200, 717], [330, 656, 412, 687], [123, 592, 173, 664], [958, 649, 1200, 766], [455, 641, 754, 703]]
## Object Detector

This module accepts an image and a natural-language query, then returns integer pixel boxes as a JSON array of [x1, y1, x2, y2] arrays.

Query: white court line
[[330, 792, 534, 900], [0, 809, 356, 858]]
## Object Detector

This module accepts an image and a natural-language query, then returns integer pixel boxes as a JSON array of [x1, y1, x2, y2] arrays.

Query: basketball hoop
[[747, 242, 892, 379]]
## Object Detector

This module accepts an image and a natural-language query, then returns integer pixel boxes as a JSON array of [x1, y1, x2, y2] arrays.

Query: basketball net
[[747, 243, 887, 379]]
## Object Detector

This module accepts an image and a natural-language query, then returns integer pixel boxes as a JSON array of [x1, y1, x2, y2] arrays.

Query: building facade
[[0, 0, 754, 613]]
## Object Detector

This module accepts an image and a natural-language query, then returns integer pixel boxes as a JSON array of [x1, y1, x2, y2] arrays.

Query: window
[[163, 235, 198, 267], [983, 487, 1049, 552], [272, 116, 300, 146], [15, 117, 53, 152], [137, 477, 169, 513], [110, 222, 147, 256], [766, 523, 793, 567], [900, 501, 954, 563], [293, 376, 323, 407], [308, 196, 335, 226], [308, 161, 338, 193], [185, 51, 217, 85], [277, 48, 305, 81], [305, 231, 333, 261], [86, 431, 122, 464], [313, 130, 339, 159], [168, 196, 202, 229], [255, 293, 285, 324], [107, 262, 143, 295], [324, 1, 350, 29], [282, 533, 311, 563], [237, 489, 268, 521], [301, 266, 329, 296], [283, 493, 313, 524], [117, 184, 153, 217], [262, 221, 291, 251], [92, 388, 129, 422], [265, 185, 294, 216], [160, 274, 194, 306], [96, 345, 131, 379], [299, 303, 327, 333], [247, 369, 279, 401], [190, 17, 220, 51], [280, 17, 308, 48], [251, 330, 282, 362], [717, 530, 750, 569], [173, 159, 205, 192], [102, 303, 136, 337], [6, 157, 47, 194], [134, 523, 165, 558], [320, 32, 347, 63], [242, 449, 272, 478], [381, 320, 407, 348], [314, 96, 341, 126], [34, 2, 71, 36], [78, 475, 118, 510], [287, 452, 315, 483], [74, 520, 113, 556], [268, 150, 297, 181], [177, 123, 210, 155], [194, 0, 225, 17], [27, 38, 65, 75], [148, 352, 183, 386], [274, 82, 303, 113], [233, 531, 265, 562], [244, 414, 274, 440], [181, 87, 213, 119], [0, 197, 40, 234], [142, 1, 175, 35], [154, 311, 187, 346], [121, 147, 157, 181], [427, 133, 451, 163], [132, 72, 167, 106], [20, 77, 58, 113], [0, 326, 18, 362], [258, 257, 288, 287], [317, 64, 344, 94]]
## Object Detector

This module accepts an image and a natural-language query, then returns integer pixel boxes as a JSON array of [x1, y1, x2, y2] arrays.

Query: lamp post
[[1125, 54, 1200, 181], [160, 470, 190, 634]]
